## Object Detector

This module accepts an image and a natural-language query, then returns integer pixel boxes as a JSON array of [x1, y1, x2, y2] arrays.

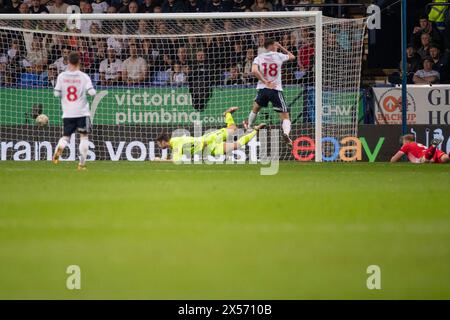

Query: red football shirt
[[399, 142, 427, 163]]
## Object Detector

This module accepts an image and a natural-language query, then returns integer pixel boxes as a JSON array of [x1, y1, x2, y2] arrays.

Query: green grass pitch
[[0, 161, 449, 299]]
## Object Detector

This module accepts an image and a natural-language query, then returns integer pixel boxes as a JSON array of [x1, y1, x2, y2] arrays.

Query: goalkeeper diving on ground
[[156, 107, 266, 163]]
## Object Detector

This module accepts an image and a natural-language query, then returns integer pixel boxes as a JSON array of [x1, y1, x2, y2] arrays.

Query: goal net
[[0, 12, 365, 162]]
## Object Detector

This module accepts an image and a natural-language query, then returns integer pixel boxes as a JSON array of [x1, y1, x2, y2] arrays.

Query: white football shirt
[[54, 70, 96, 118], [253, 51, 289, 91], [99, 58, 122, 81]]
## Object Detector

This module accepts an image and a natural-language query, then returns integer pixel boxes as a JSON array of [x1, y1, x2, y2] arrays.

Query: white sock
[[248, 111, 257, 128], [282, 119, 291, 137], [79, 136, 89, 166], [56, 136, 69, 151]]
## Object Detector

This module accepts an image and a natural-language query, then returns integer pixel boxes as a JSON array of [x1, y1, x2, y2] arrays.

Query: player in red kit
[[390, 134, 449, 163]]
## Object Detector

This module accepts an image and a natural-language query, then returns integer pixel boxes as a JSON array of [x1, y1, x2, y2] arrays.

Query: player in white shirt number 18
[[52, 52, 97, 170], [246, 39, 296, 148]]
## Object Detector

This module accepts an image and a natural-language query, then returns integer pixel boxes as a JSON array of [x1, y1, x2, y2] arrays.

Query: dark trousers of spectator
[[189, 86, 212, 112]]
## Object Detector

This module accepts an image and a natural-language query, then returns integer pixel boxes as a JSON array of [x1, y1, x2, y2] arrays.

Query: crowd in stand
[[0, 0, 356, 15], [3, 1, 447, 88], [391, 11, 450, 85], [0, 0, 331, 88]]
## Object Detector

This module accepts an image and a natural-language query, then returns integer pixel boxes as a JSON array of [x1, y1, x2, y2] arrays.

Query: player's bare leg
[[77, 133, 89, 171], [53, 136, 70, 164], [279, 112, 292, 149], [244, 102, 261, 132]]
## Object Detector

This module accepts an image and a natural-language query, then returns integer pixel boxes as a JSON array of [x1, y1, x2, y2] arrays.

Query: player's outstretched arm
[[390, 151, 404, 162], [275, 42, 295, 61]]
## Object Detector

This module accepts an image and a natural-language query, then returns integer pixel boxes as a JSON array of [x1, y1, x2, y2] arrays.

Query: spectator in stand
[[2, 39, 23, 86], [46, 64, 57, 86], [185, 36, 200, 63], [52, 46, 70, 73], [78, 2, 98, 34], [231, 41, 246, 69], [141, 0, 156, 13], [153, 5, 162, 12], [410, 16, 442, 49], [170, 63, 187, 85], [256, 33, 267, 55], [123, 1, 140, 33], [428, 0, 448, 32], [118, 0, 132, 13], [430, 44, 449, 83], [90, 22, 101, 35], [204, 0, 230, 12], [0, 52, 7, 85], [91, 39, 107, 77], [99, 47, 123, 85], [280, 32, 298, 85], [152, 52, 172, 85], [5, 0, 22, 14], [136, 20, 150, 36], [187, 50, 215, 111], [162, 0, 184, 12], [78, 38, 95, 74], [184, 0, 204, 12], [406, 43, 422, 73], [243, 47, 256, 84], [0, 0, 6, 13], [251, 0, 273, 11], [176, 46, 189, 67], [389, 44, 421, 84], [202, 25, 220, 66], [413, 57, 440, 84], [19, 2, 29, 13], [297, 28, 315, 76], [47, 0, 69, 14], [121, 43, 147, 85], [107, 5, 117, 13], [107, 24, 125, 57], [417, 33, 432, 59], [231, 0, 250, 12], [123, 0, 139, 13], [224, 65, 244, 85], [140, 38, 156, 78], [25, 36, 48, 73], [92, 0, 109, 13], [29, 0, 50, 13]]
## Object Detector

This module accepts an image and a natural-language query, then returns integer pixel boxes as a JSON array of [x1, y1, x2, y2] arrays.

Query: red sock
[[424, 145, 437, 160]]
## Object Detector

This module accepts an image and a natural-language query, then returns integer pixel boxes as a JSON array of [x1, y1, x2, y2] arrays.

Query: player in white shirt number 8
[[52, 52, 97, 171]]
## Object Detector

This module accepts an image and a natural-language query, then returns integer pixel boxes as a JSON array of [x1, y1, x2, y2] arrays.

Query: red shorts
[[432, 149, 447, 163]]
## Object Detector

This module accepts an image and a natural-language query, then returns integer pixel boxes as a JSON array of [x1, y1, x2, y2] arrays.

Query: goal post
[[0, 12, 365, 162], [314, 11, 323, 163]]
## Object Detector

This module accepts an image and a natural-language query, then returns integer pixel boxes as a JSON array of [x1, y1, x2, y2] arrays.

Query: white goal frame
[[0, 11, 324, 162]]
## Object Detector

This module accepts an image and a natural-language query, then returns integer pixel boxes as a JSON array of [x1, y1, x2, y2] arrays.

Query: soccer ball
[[35, 114, 49, 127]]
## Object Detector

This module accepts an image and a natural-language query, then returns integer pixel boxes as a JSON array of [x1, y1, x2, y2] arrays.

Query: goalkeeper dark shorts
[[63, 116, 91, 136], [254, 88, 290, 113]]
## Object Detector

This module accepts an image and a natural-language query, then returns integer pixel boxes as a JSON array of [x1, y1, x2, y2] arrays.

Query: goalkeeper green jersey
[[169, 128, 229, 162]]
